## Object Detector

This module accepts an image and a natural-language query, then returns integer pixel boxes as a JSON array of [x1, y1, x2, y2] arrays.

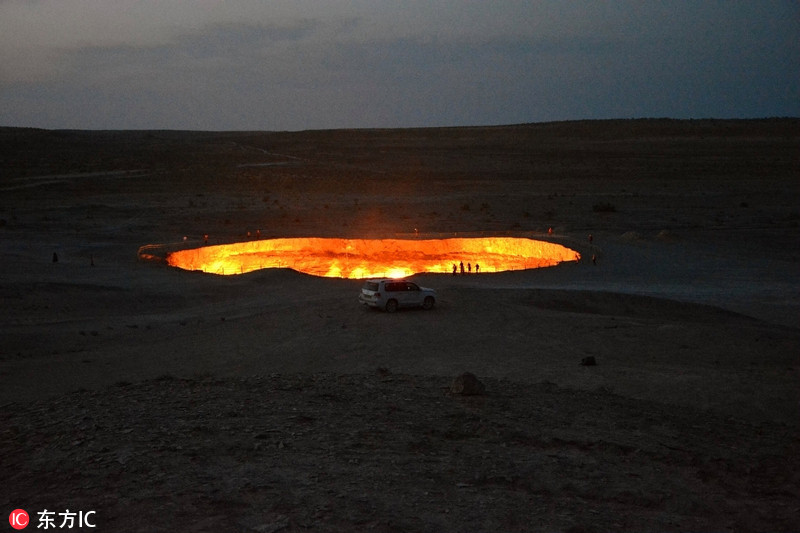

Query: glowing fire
[[166, 237, 580, 278]]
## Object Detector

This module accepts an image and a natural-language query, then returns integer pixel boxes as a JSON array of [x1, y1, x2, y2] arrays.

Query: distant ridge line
[[2, 117, 799, 134]]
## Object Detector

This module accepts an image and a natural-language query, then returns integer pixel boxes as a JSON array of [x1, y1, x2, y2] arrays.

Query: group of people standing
[[452, 261, 479, 275]]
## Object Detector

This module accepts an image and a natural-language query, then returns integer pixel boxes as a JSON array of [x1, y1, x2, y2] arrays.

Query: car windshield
[[364, 282, 379, 291]]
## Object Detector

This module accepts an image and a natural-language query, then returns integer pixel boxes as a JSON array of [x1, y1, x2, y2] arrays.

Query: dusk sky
[[1, 1, 798, 131]]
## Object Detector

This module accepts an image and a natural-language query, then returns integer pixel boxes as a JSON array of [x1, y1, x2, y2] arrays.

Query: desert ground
[[1, 119, 799, 531]]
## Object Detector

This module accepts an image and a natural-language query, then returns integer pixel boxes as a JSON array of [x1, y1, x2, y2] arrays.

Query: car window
[[385, 282, 402, 292], [364, 282, 379, 291], [406, 283, 419, 291]]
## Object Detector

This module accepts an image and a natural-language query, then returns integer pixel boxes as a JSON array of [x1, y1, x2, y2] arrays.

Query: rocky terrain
[[1, 119, 798, 531]]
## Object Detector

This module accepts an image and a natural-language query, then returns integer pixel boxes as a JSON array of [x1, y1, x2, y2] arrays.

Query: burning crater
[[165, 237, 580, 278]]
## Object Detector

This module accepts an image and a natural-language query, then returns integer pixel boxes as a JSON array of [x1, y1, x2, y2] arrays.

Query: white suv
[[358, 279, 436, 312]]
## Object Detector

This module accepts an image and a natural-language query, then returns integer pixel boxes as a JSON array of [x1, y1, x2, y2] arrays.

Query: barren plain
[[1, 120, 799, 531]]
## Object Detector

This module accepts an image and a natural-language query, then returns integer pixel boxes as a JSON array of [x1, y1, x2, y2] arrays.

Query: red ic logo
[[9, 509, 29, 530]]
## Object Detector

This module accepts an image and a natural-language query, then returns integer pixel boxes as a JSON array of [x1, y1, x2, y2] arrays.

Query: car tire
[[422, 296, 435, 310], [385, 299, 399, 313]]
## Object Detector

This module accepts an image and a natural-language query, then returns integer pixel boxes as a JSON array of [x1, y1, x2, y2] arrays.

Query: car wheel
[[385, 299, 399, 313], [422, 296, 435, 310]]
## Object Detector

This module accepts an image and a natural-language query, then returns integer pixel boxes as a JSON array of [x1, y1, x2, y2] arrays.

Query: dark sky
[[1, 0, 798, 130]]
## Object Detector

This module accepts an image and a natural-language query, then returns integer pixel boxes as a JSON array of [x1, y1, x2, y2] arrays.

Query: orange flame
[[166, 237, 580, 278]]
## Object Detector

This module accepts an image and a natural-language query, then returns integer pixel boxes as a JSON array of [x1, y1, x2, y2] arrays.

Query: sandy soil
[[1, 120, 799, 531]]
